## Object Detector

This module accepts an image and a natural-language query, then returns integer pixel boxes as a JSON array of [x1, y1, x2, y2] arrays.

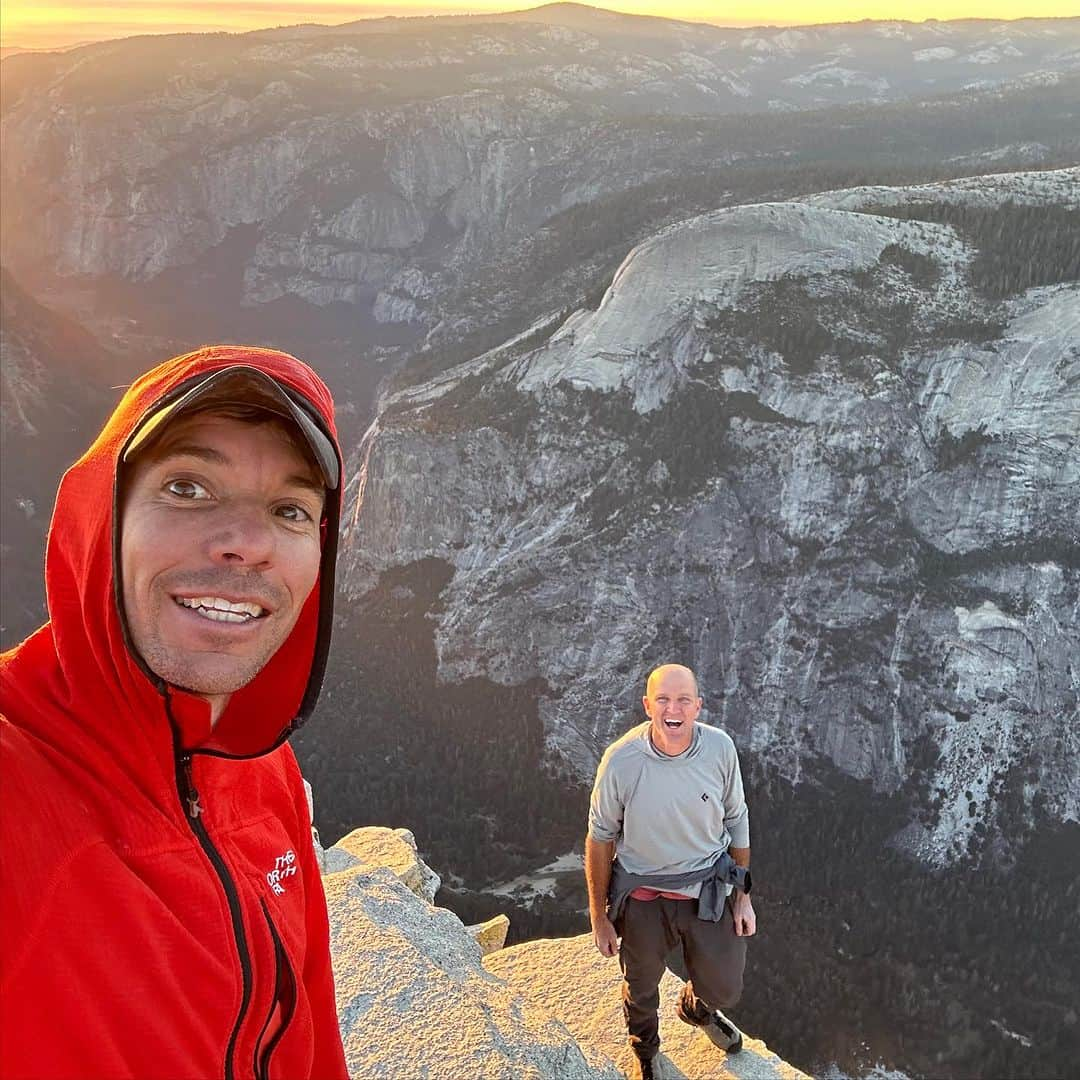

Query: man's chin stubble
[[139, 647, 272, 699]]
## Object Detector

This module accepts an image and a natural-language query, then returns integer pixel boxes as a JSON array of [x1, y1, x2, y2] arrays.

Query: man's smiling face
[[643, 664, 702, 756], [120, 409, 324, 720]]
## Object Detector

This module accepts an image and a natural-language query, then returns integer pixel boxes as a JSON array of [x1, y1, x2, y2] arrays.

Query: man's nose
[[206, 504, 275, 566]]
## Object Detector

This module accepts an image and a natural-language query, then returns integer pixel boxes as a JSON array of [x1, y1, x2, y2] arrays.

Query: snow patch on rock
[[489, 851, 583, 902], [786, 66, 890, 94], [914, 46, 958, 62]]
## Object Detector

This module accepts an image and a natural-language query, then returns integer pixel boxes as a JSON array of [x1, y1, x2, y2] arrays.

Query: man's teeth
[[664, 719, 683, 727], [176, 596, 265, 622]]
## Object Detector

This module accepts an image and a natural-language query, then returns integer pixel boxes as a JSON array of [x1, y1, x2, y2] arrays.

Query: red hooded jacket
[[0, 347, 350, 1079]]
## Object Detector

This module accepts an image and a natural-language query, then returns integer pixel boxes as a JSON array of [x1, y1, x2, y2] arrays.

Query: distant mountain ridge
[[3, 9, 1077, 289], [2, 8, 1076, 443]]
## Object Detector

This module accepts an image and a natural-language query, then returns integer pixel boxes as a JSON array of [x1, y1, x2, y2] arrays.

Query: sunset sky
[[2, 1, 1075, 51]]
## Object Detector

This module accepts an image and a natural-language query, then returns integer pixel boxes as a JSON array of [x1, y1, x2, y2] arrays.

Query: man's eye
[[165, 478, 209, 499], [275, 503, 313, 523]]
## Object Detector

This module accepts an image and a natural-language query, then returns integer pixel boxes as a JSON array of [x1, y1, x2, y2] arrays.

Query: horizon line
[[4, 4, 1078, 54]]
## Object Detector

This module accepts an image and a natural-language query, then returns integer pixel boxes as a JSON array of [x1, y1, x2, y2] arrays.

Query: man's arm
[[585, 835, 619, 957], [586, 745, 624, 958], [728, 844, 756, 937], [722, 738, 756, 938]]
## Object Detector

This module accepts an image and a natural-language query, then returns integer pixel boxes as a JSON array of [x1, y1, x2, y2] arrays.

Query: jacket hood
[[0, 345, 342, 759]]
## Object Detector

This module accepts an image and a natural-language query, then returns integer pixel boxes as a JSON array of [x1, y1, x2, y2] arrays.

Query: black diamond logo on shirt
[[701, 793, 709, 802]]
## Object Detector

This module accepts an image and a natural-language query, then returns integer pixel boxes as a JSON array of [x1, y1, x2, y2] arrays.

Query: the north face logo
[[267, 850, 297, 895]]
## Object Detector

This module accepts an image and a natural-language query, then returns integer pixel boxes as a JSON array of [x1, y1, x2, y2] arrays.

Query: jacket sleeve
[[286, 760, 350, 1079]]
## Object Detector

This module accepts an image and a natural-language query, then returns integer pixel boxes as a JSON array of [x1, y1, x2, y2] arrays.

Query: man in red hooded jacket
[[0, 346, 351, 1079]]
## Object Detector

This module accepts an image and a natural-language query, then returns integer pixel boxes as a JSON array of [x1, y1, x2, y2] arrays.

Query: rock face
[[322, 825, 800, 1079], [486, 934, 809, 1080], [466, 913, 512, 955], [326, 867, 612, 1079], [322, 826, 441, 902], [324, 844, 614, 1078], [341, 167, 1080, 866]]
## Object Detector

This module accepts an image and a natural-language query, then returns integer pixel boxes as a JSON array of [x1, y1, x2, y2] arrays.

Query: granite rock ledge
[[321, 825, 806, 1079]]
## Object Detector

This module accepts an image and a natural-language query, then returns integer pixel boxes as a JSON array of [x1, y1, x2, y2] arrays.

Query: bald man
[[585, 664, 754, 1080]]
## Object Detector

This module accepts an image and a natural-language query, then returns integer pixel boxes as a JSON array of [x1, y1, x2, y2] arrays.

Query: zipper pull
[[181, 754, 204, 819]]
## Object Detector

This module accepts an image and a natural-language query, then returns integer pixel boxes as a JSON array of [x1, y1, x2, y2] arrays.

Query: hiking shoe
[[676, 997, 743, 1054], [697, 1009, 743, 1054]]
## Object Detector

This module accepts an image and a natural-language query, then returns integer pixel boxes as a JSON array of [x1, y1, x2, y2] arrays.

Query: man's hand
[[591, 913, 619, 957], [585, 836, 617, 956], [731, 891, 756, 937]]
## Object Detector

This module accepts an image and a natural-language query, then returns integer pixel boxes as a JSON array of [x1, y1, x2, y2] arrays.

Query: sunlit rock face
[[321, 828, 623, 1079], [467, 913, 511, 955], [343, 168, 1079, 867], [485, 934, 810, 1080], [321, 824, 804, 1078], [321, 826, 441, 902]]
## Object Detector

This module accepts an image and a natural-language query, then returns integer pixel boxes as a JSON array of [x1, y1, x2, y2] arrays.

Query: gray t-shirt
[[588, 721, 750, 898]]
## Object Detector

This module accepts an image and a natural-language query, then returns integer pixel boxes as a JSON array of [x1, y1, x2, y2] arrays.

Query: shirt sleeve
[[587, 749, 623, 843], [722, 740, 750, 850]]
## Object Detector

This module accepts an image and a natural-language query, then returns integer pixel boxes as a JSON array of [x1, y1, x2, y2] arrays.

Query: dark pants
[[616, 895, 746, 1061]]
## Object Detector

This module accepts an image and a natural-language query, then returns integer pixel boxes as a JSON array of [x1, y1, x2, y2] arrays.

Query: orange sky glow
[[2, 2, 1076, 52]]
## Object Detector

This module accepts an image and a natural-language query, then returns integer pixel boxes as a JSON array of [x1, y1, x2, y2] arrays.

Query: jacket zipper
[[253, 899, 298, 1080], [177, 751, 254, 1080]]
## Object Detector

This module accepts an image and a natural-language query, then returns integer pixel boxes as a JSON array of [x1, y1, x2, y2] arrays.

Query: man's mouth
[[174, 596, 268, 623], [663, 719, 684, 728]]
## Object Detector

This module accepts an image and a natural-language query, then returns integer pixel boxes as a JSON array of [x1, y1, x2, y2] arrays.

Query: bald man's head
[[645, 663, 699, 699]]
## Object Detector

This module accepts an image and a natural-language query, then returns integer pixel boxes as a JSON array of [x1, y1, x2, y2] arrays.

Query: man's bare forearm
[[729, 844, 750, 894], [585, 835, 615, 920], [728, 843, 756, 935], [585, 835, 619, 957]]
